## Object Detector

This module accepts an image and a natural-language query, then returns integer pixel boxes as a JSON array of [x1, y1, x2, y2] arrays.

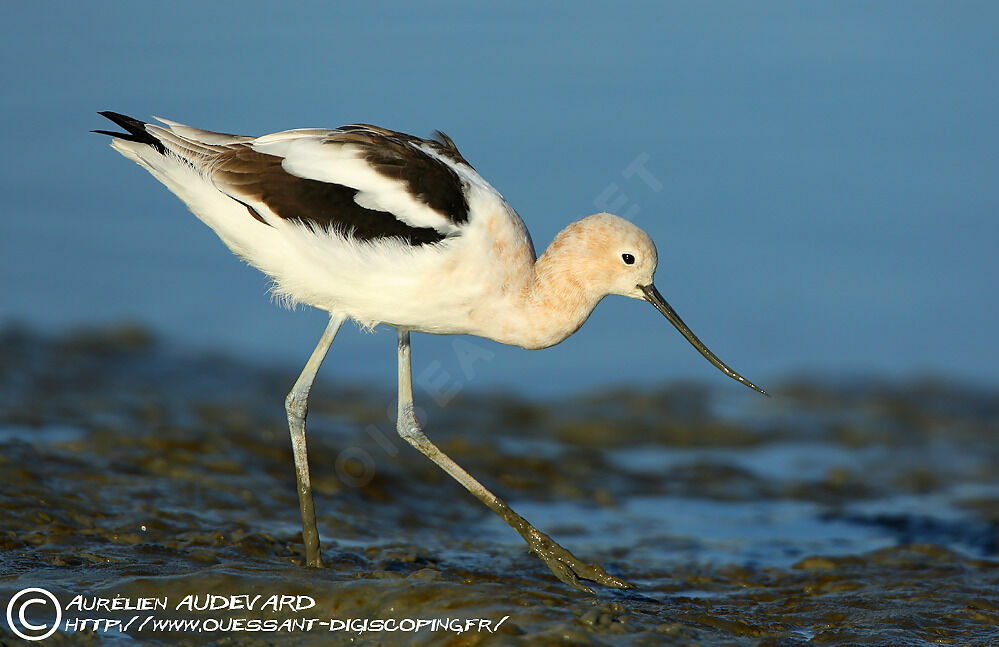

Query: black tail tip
[[94, 111, 164, 153]]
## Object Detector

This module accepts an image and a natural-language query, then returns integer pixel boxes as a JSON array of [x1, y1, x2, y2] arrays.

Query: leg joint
[[396, 405, 425, 444], [286, 390, 308, 420]]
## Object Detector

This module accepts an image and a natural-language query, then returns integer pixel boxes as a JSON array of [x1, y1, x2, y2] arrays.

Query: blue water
[[2, 2, 997, 396]]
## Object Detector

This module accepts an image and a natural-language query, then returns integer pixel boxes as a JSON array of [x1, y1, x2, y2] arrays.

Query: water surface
[[1, 326, 996, 644]]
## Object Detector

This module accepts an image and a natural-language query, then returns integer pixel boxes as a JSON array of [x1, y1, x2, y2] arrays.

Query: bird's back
[[99, 113, 537, 333]]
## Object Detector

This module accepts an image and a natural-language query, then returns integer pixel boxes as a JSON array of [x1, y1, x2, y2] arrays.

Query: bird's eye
[[622, 253, 636, 265]]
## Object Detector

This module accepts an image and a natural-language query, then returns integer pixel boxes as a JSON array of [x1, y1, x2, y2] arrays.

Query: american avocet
[[95, 111, 766, 593]]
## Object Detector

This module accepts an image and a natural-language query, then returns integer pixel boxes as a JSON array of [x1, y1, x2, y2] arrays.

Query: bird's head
[[560, 212, 658, 298], [571, 212, 767, 396]]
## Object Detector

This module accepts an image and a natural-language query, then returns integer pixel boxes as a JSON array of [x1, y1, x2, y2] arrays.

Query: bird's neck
[[506, 243, 604, 350]]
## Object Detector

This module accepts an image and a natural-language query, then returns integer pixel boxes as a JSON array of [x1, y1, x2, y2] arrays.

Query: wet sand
[[1, 324, 997, 645]]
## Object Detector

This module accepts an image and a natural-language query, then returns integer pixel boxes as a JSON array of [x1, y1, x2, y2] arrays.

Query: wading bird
[[96, 111, 766, 593]]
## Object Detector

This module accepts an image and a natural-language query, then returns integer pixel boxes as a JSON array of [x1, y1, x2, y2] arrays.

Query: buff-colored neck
[[499, 224, 606, 350]]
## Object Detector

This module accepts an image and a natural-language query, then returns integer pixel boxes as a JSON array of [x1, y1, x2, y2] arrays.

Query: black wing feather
[[93, 111, 165, 154], [213, 147, 448, 246], [95, 112, 460, 246]]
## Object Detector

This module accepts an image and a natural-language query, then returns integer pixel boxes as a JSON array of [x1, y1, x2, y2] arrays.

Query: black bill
[[640, 284, 768, 396]]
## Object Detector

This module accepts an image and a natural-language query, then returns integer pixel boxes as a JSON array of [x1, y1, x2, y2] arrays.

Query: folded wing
[[102, 113, 475, 247]]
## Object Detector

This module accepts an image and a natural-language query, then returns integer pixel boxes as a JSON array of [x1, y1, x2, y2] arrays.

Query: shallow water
[[1, 324, 997, 645]]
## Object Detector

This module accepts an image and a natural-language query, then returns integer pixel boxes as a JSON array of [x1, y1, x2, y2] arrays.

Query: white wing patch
[[251, 136, 462, 236]]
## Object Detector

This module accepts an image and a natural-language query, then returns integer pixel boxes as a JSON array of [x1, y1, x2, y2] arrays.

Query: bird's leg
[[394, 330, 632, 593], [285, 314, 346, 568]]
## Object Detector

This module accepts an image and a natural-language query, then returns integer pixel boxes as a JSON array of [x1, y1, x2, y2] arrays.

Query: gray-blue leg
[[394, 329, 632, 593], [286, 314, 345, 567]]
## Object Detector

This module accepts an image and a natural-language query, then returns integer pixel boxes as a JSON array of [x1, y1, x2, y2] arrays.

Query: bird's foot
[[524, 527, 633, 593]]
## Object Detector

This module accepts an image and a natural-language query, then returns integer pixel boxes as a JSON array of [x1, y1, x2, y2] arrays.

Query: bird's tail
[[93, 111, 258, 239], [93, 111, 166, 154], [94, 111, 256, 164]]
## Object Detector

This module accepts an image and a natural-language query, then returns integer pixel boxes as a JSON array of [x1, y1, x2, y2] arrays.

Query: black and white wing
[[97, 112, 479, 247]]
